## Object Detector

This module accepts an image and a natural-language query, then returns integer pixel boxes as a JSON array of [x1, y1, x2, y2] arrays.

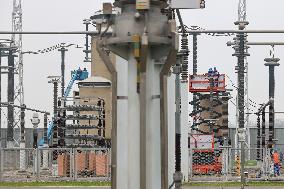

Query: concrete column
[[116, 56, 128, 189], [127, 54, 140, 189], [167, 74, 175, 186], [42, 144, 49, 170], [180, 81, 189, 182], [145, 57, 161, 189]]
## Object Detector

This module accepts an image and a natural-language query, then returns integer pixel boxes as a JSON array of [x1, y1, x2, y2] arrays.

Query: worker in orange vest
[[273, 149, 281, 176]]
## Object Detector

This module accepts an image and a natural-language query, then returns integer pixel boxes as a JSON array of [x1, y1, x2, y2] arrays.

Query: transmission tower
[[10, 0, 24, 147]]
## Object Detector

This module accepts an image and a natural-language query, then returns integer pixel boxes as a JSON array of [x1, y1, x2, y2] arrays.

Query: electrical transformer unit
[[171, 0, 205, 9]]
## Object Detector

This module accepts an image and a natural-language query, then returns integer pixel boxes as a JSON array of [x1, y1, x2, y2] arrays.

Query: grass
[[185, 181, 284, 187], [0, 181, 111, 187]]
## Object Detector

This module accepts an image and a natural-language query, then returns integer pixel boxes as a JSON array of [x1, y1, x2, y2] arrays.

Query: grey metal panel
[[0, 128, 44, 148], [171, 0, 202, 9]]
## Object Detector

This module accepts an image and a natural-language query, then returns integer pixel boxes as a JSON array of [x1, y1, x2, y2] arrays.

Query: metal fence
[[0, 147, 111, 182], [189, 147, 284, 181]]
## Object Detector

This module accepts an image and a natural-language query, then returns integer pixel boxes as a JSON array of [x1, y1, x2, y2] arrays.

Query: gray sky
[[1, 0, 284, 128]]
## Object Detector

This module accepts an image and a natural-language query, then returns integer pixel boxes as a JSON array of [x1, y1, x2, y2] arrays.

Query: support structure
[[48, 76, 60, 147], [7, 49, 15, 147], [11, 0, 24, 147], [94, 1, 177, 188], [19, 105, 26, 171], [172, 57, 182, 189], [232, 0, 250, 157], [264, 57, 280, 148], [58, 47, 68, 97], [83, 19, 92, 62]]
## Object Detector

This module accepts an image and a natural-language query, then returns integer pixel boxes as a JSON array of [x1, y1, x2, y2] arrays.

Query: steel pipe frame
[[0, 102, 50, 115], [248, 42, 284, 45], [3, 30, 284, 35], [5, 30, 284, 35]]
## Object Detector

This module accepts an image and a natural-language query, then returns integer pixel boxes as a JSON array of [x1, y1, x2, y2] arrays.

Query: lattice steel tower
[[10, 0, 24, 147]]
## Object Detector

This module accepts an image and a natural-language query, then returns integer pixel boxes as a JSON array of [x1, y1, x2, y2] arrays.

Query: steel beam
[[248, 42, 284, 45], [2, 30, 284, 35]]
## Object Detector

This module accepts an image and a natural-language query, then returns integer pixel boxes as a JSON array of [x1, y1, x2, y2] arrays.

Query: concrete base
[[42, 144, 49, 170]]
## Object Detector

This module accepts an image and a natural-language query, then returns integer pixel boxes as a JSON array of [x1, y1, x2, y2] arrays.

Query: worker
[[208, 68, 213, 77], [213, 67, 220, 87], [213, 67, 219, 76], [273, 149, 281, 176]]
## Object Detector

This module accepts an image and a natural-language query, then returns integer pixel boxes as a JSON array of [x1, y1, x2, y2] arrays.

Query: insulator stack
[[192, 34, 198, 75], [256, 115, 261, 160], [54, 82, 58, 116], [181, 34, 189, 81]]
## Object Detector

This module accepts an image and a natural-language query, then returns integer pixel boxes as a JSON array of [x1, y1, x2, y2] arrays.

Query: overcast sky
[[1, 0, 284, 128]]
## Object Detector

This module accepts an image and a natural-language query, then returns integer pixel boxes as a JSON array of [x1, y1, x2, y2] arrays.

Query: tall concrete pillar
[[180, 81, 189, 182], [167, 74, 175, 185], [116, 56, 129, 188], [104, 1, 175, 188]]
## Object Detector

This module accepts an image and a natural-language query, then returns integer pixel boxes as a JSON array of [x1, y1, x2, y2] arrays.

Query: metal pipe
[[58, 47, 67, 97], [0, 102, 50, 115], [0, 31, 101, 35], [176, 10, 186, 33], [96, 40, 117, 189], [248, 42, 284, 45], [3, 30, 284, 35]]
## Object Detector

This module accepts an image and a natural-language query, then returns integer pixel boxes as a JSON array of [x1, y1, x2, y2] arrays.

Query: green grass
[[0, 181, 111, 187], [185, 181, 284, 187]]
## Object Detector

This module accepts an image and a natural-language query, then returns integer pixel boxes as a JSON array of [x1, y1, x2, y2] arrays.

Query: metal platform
[[189, 74, 226, 93]]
